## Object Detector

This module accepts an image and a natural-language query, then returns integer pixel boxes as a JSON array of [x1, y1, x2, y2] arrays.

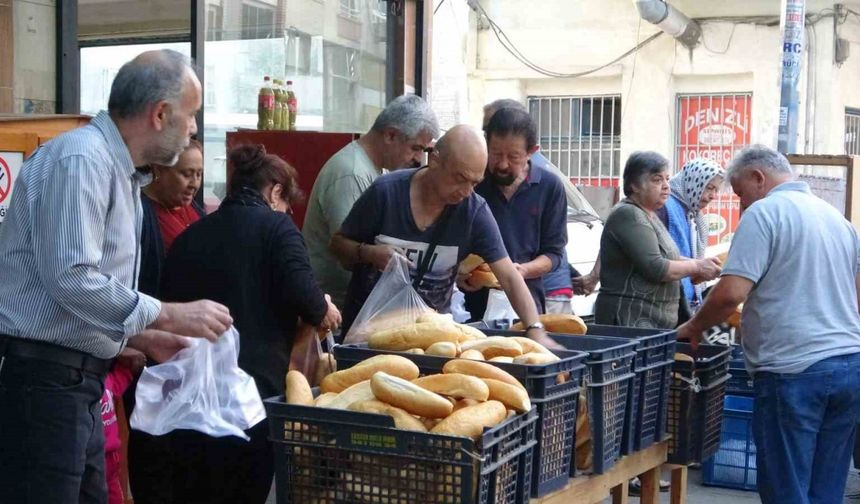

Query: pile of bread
[[286, 354, 534, 440], [458, 254, 501, 289]]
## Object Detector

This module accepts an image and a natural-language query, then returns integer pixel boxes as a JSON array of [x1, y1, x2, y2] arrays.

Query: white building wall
[[431, 0, 860, 165]]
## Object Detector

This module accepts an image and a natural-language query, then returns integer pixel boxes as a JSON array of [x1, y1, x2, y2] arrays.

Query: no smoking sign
[[0, 151, 24, 223], [0, 156, 11, 204]]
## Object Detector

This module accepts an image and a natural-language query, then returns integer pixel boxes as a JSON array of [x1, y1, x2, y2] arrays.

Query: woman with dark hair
[[594, 151, 721, 329], [153, 144, 341, 504]]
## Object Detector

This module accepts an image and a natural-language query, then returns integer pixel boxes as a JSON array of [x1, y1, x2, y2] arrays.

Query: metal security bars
[[528, 95, 622, 187], [847, 108, 860, 155], [675, 93, 752, 246]]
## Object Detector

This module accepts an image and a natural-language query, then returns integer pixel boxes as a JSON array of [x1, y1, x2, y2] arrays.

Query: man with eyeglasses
[[461, 107, 568, 320]]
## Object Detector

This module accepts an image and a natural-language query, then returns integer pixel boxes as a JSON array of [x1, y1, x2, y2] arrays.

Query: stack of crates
[[702, 395, 757, 490]]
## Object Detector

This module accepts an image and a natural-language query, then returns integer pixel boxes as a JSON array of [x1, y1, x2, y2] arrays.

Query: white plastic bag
[[344, 254, 435, 344], [130, 327, 266, 440], [483, 288, 517, 326]]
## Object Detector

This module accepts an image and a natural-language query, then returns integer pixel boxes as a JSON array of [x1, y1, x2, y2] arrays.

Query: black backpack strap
[[413, 206, 453, 290]]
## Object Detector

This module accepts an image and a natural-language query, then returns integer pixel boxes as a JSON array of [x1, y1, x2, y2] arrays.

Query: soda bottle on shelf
[[286, 80, 298, 130], [275, 79, 290, 130], [271, 79, 283, 129], [257, 76, 275, 130]]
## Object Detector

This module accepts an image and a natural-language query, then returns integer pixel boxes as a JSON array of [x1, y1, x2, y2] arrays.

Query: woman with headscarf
[[656, 158, 725, 310]]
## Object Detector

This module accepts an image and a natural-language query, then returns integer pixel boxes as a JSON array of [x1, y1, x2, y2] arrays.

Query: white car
[[565, 207, 603, 318]]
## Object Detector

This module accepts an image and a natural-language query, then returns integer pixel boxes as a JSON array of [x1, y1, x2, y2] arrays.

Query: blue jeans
[[753, 352, 860, 504]]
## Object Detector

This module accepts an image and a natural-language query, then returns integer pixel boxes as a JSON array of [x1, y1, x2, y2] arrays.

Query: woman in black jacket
[[156, 144, 341, 504]]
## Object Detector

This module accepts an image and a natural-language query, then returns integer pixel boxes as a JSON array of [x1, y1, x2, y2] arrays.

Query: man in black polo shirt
[[462, 107, 567, 319]]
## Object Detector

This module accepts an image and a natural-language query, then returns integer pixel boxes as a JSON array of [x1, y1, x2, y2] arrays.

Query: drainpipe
[[633, 0, 701, 48]]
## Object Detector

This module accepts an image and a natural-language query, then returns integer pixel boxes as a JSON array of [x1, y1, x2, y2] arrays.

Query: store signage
[[0, 152, 23, 223]]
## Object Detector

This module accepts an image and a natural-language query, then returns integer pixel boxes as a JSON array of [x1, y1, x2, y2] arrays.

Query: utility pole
[[777, 0, 806, 154]]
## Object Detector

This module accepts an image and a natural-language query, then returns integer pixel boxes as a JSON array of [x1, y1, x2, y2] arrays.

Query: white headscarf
[[669, 158, 725, 260]]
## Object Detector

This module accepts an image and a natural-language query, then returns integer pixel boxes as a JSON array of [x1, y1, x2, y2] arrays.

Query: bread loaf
[[459, 349, 485, 361], [513, 352, 561, 365], [348, 400, 428, 432], [411, 373, 490, 401], [455, 323, 488, 341], [512, 314, 587, 335], [326, 380, 376, 410], [442, 359, 525, 390], [452, 398, 480, 413], [370, 371, 454, 419], [367, 322, 463, 351], [285, 370, 314, 406], [468, 268, 500, 289], [415, 311, 453, 325], [313, 353, 337, 387], [405, 348, 425, 354], [482, 378, 531, 412], [430, 400, 507, 439], [314, 392, 338, 407], [458, 254, 486, 275], [674, 352, 694, 363], [320, 354, 419, 393], [489, 356, 514, 363], [425, 341, 459, 357], [509, 336, 554, 355], [460, 336, 523, 359]]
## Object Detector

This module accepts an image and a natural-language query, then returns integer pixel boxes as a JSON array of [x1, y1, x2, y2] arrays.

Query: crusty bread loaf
[[404, 348, 425, 354], [489, 356, 514, 363], [370, 371, 454, 418], [326, 380, 376, 410], [348, 399, 428, 432], [460, 337, 523, 359], [509, 337, 554, 356], [482, 378, 531, 413], [513, 352, 561, 365], [430, 400, 507, 439], [442, 359, 525, 390], [313, 353, 337, 387], [286, 370, 314, 406], [452, 398, 480, 413], [674, 352, 695, 363], [512, 314, 587, 335], [367, 322, 463, 351], [455, 323, 488, 341], [459, 349, 485, 361], [320, 354, 419, 394], [468, 268, 500, 289], [458, 254, 486, 275], [415, 311, 453, 325], [411, 373, 490, 401], [425, 341, 459, 357], [314, 392, 338, 407]]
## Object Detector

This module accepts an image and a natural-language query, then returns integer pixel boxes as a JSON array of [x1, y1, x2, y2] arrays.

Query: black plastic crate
[[726, 359, 753, 397], [332, 341, 587, 498], [265, 397, 538, 504], [620, 371, 640, 456], [587, 370, 635, 474], [633, 359, 674, 451], [666, 343, 732, 465]]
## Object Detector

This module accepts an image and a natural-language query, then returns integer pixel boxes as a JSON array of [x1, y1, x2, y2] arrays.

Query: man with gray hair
[[678, 145, 860, 504], [304, 94, 438, 309], [0, 49, 233, 503]]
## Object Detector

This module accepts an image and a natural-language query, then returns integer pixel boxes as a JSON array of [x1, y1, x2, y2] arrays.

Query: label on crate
[[348, 432, 397, 450]]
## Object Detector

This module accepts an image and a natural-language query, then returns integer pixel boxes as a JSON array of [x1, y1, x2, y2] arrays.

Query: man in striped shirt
[[0, 50, 232, 503]]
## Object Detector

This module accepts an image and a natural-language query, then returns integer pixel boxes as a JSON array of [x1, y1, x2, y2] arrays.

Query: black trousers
[[0, 354, 108, 504], [128, 421, 273, 504]]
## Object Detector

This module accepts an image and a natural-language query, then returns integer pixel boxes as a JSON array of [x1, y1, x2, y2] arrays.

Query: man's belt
[[0, 335, 113, 375]]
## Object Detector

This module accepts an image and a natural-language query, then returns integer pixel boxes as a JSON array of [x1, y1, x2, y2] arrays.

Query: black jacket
[[159, 188, 328, 399], [139, 193, 205, 297]]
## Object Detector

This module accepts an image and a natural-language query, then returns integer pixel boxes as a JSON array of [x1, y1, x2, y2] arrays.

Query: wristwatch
[[525, 321, 545, 332]]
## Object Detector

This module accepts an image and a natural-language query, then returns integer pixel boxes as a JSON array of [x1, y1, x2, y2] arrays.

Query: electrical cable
[[434, 0, 446, 15], [700, 22, 737, 55], [470, 0, 662, 79]]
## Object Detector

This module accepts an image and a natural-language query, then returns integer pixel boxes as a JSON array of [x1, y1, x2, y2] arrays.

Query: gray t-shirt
[[722, 181, 860, 375], [303, 141, 380, 309]]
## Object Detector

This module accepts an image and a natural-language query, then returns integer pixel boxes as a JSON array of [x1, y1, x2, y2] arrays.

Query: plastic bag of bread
[[289, 321, 334, 386], [344, 255, 435, 344]]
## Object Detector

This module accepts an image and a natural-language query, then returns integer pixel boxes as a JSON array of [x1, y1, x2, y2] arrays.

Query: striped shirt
[[0, 111, 161, 358]]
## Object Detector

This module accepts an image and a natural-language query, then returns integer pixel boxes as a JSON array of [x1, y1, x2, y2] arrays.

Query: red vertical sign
[[676, 94, 752, 246]]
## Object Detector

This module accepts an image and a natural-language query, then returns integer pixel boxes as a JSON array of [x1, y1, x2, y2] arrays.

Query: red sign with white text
[[676, 94, 752, 246]]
